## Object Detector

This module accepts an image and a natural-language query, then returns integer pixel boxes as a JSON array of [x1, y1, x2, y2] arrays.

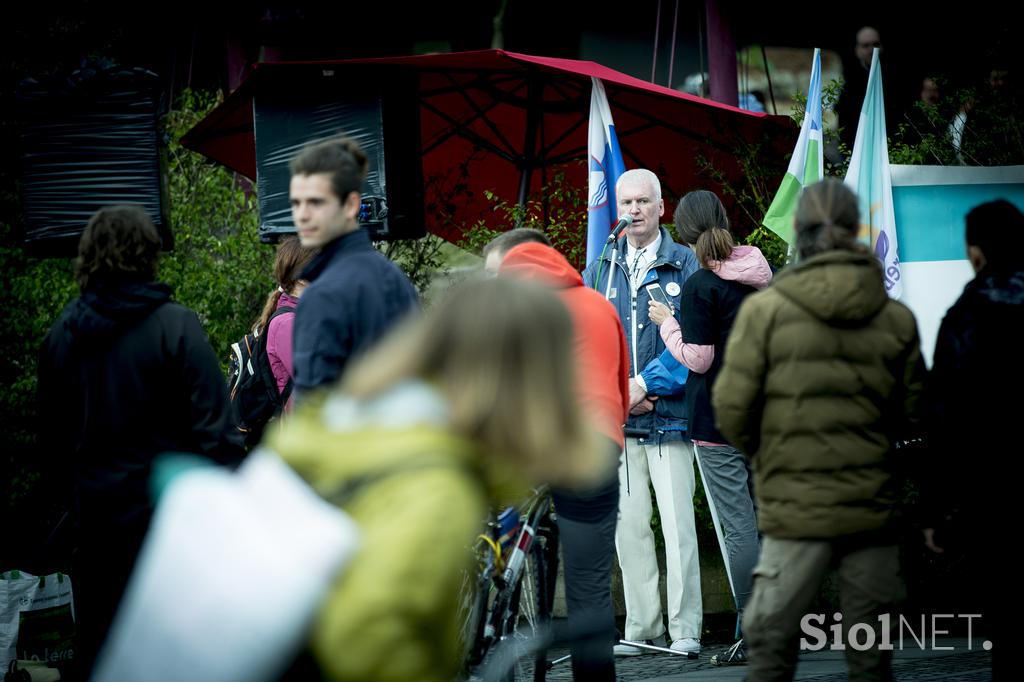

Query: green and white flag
[[762, 48, 823, 245]]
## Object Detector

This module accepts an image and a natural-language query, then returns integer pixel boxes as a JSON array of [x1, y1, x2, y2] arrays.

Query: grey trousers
[[694, 444, 760, 614], [743, 536, 904, 682]]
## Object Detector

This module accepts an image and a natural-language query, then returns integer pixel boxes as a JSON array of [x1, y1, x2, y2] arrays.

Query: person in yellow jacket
[[267, 277, 611, 682]]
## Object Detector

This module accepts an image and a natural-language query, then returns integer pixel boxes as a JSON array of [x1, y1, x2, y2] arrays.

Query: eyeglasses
[[858, 41, 882, 48]]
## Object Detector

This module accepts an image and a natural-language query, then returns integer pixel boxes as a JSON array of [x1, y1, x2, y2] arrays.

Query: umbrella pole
[[516, 77, 542, 217]]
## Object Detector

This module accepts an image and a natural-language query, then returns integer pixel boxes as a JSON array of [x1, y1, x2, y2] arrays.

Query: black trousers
[[554, 494, 619, 681]]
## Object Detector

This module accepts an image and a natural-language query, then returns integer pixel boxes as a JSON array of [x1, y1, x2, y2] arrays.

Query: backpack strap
[[279, 378, 294, 405], [260, 306, 297, 407], [268, 305, 296, 323]]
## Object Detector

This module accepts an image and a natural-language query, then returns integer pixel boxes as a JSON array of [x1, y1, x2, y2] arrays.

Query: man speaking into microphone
[[583, 168, 703, 657]]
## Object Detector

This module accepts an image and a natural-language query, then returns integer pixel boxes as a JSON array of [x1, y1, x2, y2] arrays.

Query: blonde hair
[[341, 278, 604, 486], [253, 236, 317, 331]]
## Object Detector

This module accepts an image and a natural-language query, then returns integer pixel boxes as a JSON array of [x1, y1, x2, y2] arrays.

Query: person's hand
[[648, 300, 671, 325], [923, 528, 944, 554], [628, 378, 648, 408], [630, 398, 657, 415]]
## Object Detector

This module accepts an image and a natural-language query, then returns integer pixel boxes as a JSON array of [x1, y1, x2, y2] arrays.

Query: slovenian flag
[[587, 77, 627, 265], [762, 48, 824, 246], [844, 48, 902, 299]]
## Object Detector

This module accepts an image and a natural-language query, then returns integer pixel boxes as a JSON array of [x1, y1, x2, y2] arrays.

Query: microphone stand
[[603, 235, 619, 301], [600, 216, 630, 300]]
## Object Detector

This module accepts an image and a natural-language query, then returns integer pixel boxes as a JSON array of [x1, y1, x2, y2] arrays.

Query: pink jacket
[[266, 293, 300, 411], [660, 245, 772, 373]]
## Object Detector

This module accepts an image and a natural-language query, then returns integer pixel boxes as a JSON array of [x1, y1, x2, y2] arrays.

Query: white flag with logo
[[845, 48, 902, 299]]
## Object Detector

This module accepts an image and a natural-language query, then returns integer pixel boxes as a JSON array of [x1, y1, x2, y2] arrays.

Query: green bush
[[458, 166, 589, 270], [0, 224, 79, 568], [158, 89, 274, 361]]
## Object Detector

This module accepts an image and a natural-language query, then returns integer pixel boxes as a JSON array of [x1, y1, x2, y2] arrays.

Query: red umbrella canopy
[[182, 49, 796, 245]]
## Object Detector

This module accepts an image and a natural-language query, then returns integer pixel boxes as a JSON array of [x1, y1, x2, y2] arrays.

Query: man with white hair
[[583, 168, 703, 656]]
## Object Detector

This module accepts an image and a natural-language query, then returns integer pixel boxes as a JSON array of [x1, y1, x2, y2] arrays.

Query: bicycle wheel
[[457, 542, 494, 671]]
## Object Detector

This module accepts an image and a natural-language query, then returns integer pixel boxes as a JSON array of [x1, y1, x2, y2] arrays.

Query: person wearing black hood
[[922, 199, 1024, 679], [37, 205, 246, 677]]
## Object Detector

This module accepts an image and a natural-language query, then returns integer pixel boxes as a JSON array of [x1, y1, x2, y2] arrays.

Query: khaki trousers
[[743, 535, 904, 682]]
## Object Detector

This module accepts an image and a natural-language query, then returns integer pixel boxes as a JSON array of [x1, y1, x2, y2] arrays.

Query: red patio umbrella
[[181, 49, 795, 245]]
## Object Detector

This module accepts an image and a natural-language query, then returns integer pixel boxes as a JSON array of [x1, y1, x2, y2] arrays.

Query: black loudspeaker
[[17, 66, 171, 257], [252, 68, 424, 243]]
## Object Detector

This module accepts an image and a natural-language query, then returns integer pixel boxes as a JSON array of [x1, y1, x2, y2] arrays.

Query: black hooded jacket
[[38, 280, 245, 529], [923, 267, 1024, 532]]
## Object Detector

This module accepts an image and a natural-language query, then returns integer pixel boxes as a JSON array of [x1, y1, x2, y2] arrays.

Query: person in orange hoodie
[[493, 236, 630, 681]]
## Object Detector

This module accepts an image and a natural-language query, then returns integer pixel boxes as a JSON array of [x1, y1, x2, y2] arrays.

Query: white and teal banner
[[892, 164, 1024, 364]]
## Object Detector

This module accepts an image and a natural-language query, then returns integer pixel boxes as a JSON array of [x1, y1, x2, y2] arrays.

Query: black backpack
[[227, 306, 295, 448]]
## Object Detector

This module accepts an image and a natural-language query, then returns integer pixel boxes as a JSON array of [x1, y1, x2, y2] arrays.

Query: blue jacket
[[292, 229, 419, 396], [582, 228, 699, 442]]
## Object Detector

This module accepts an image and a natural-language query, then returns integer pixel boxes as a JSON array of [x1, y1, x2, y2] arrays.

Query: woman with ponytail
[[647, 189, 771, 666], [260, 236, 316, 411], [711, 179, 926, 680]]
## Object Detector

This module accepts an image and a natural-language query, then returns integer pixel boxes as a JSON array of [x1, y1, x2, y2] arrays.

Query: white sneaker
[[670, 637, 701, 655], [613, 634, 667, 656]]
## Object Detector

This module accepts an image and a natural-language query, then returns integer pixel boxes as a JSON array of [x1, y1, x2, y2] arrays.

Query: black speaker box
[[252, 67, 424, 243], [17, 66, 171, 257]]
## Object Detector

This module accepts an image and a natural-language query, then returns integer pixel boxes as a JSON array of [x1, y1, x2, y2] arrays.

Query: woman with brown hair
[[648, 189, 772, 666], [258, 236, 316, 411]]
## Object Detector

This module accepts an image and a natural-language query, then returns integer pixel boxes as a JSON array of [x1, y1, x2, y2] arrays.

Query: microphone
[[606, 214, 633, 243]]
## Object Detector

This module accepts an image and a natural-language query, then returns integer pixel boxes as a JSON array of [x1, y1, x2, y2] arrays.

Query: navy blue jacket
[[293, 229, 419, 396], [583, 228, 699, 442]]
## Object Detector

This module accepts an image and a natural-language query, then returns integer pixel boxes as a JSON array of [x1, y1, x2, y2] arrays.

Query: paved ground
[[533, 637, 992, 681]]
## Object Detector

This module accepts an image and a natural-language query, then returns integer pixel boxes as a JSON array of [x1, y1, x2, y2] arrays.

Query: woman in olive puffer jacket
[[712, 179, 926, 682]]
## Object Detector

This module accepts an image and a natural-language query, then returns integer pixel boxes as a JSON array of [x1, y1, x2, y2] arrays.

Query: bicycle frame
[[485, 488, 550, 644], [461, 486, 557, 681]]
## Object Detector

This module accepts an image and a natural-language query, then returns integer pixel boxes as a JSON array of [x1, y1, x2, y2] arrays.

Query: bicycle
[[458, 486, 559, 682]]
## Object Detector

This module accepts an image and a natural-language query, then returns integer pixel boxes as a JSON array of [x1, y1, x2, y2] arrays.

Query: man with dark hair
[[288, 136, 418, 395], [482, 227, 551, 273], [38, 205, 245, 676], [836, 25, 901, 152], [923, 199, 1024, 678]]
